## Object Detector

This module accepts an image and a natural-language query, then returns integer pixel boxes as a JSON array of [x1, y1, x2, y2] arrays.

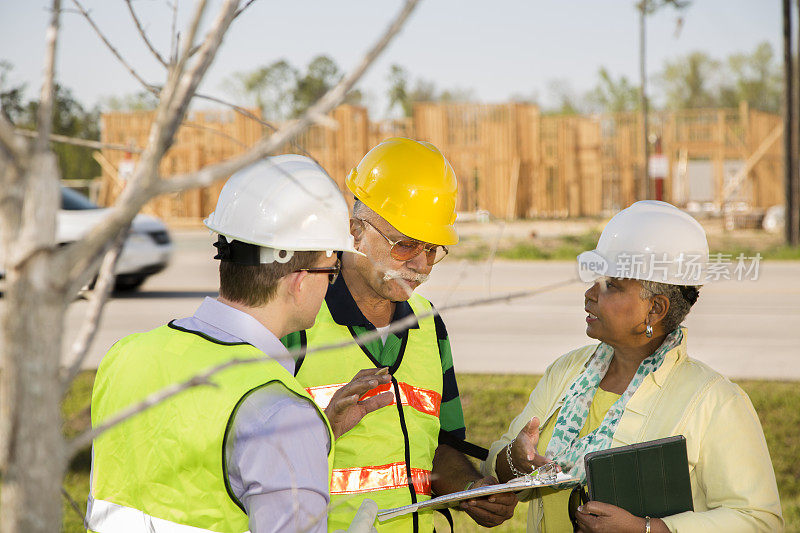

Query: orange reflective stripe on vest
[[306, 381, 441, 417], [330, 461, 432, 496]]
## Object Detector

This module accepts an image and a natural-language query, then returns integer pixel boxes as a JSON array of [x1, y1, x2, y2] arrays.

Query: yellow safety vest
[[88, 322, 334, 533], [296, 293, 442, 533]]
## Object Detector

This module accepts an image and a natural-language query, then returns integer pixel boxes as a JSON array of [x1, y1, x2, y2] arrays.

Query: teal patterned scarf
[[544, 328, 683, 483]]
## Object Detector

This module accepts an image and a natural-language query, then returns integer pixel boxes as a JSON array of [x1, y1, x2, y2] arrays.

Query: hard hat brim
[[577, 250, 607, 283], [205, 218, 365, 257]]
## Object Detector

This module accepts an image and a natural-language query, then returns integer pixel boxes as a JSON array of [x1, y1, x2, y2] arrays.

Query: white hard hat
[[577, 201, 709, 285], [204, 155, 361, 262]]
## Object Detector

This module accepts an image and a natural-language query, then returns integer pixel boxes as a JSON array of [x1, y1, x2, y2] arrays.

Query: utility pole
[[637, 0, 690, 202], [639, 1, 650, 200], [795, 0, 800, 245], [784, 0, 799, 245]]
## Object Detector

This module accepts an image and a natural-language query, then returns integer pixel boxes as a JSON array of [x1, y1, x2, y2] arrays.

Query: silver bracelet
[[505, 438, 530, 478]]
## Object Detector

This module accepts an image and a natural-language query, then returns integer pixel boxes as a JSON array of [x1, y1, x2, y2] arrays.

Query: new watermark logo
[[577, 252, 762, 283]]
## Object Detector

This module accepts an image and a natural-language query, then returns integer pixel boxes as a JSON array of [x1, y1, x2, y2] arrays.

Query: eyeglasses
[[294, 258, 340, 285], [357, 219, 448, 266], [567, 485, 589, 532]]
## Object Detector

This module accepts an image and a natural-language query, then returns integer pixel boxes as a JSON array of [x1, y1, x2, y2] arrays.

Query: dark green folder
[[584, 435, 693, 518]]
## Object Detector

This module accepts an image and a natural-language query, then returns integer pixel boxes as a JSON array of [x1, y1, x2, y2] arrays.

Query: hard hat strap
[[213, 236, 261, 265], [213, 236, 297, 264]]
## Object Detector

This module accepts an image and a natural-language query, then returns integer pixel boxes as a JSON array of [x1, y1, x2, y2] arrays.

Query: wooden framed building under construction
[[97, 102, 783, 226]]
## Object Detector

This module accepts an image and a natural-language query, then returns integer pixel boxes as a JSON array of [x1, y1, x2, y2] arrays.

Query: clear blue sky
[[0, 0, 783, 117]]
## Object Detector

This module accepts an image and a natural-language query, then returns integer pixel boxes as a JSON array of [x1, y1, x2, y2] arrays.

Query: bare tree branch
[[69, 374, 215, 455], [484, 217, 506, 294], [162, 0, 209, 114], [59, 0, 238, 286], [163, 0, 230, 135], [16, 122, 240, 152], [60, 230, 126, 390], [62, 0, 417, 288], [186, 0, 260, 57], [194, 92, 272, 128], [233, 0, 259, 20], [36, 0, 61, 154], [177, 0, 207, 65], [124, 0, 168, 67], [0, 114, 25, 168], [158, 0, 421, 195], [61, 486, 86, 524], [182, 120, 246, 147], [66, 276, 578, 456], [69, 0, 157, 93], [8, 0, 64, 272], [14, 129, 143, 153], [190, 92, 324, 164], [169, 0, 179, 64]]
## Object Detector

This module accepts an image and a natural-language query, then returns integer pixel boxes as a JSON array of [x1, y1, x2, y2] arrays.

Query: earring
[[645, 324, 653, 338]]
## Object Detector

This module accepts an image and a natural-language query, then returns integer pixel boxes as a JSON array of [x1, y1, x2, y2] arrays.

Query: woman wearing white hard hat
[[482, 201, 782, 532]]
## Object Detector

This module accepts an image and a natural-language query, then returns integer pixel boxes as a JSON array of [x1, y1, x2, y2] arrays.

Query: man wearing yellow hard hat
[[283, 138, 517, 532]]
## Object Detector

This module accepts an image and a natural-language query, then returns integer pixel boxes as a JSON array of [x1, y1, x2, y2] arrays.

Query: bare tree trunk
[[0, 1, 420, 530], [0, 153, 68, 532], [1, 262, 68, 532], [0, 0, 67, 528]]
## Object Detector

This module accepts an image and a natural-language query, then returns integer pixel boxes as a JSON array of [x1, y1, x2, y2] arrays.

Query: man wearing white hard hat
[[483, 201, 782, 532], [86, 156, 392, 533]]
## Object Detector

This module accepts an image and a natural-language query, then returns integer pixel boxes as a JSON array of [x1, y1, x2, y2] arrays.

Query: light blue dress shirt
[[172, 298, 331, 533]]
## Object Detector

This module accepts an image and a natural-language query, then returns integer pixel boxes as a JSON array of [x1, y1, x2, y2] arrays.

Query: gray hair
[[352, 198, 373, 220], [639, 281, 701, 332]]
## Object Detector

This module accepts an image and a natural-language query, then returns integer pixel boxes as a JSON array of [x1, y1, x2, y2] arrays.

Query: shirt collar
[[649, 327, 689, 387], [192, 297, 294, 374], [325, 273, 419, 329], [578, 327, 689, 389]]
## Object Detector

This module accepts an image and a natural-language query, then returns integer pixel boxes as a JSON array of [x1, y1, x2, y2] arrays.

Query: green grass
[[59, 373, 800, 532], [452, 231, 800, 263], [708, 244, 800, 261], [61, 372, 94, 532]]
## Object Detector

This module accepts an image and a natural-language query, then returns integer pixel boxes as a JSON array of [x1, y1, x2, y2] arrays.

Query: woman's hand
[[512, 417, 552, 472], [575, 501, 664, 533], [495, 417, 553, 482]]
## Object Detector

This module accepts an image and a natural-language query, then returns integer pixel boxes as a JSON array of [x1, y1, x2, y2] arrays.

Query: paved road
[[60, 230, 800, 380]]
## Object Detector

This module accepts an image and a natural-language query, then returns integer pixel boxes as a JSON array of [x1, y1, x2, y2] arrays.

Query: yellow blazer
[[482, 329, 783, 532]]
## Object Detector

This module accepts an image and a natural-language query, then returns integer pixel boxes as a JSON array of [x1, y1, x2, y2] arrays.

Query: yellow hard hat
[[346, 138, 459, 245]]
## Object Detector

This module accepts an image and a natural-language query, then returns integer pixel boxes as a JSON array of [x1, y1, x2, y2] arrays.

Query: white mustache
[[382, 270, 429, 284]]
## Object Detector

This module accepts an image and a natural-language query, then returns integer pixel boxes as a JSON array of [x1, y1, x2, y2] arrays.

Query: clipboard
[[584, 435, 693, 518], [377, 472, 578, 522]]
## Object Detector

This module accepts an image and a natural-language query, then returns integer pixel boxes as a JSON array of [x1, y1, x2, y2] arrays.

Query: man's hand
[[324, 368, 393, 439], [574, 501, 662, 533], [458, 475, 517, 527]]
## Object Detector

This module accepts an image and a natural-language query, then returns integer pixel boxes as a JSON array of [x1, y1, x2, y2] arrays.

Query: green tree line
[[0, 42, 785, 180], [1, 61, 100, 181]]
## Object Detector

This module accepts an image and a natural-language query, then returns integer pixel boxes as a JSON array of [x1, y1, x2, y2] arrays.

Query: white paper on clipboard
[[377, 472, 578, 522]]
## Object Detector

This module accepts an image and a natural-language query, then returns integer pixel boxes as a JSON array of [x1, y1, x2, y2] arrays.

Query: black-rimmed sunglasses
[[567, 485, 589, 532], [294, 258, 341, 285]]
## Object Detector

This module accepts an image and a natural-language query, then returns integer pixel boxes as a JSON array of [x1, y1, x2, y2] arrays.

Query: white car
[[60, 187, 173, 291]]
